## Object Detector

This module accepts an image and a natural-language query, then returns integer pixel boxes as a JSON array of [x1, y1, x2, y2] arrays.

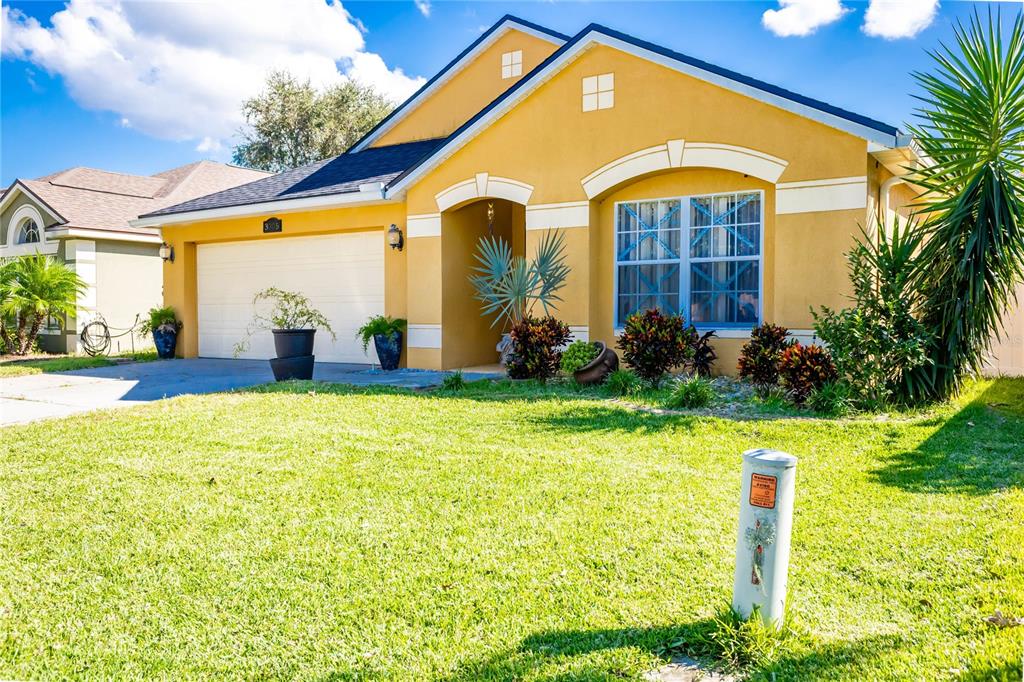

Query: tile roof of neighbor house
[[144, 16, 904, 219], [142, 138, 444, 217], [4, 162, 269, 235]]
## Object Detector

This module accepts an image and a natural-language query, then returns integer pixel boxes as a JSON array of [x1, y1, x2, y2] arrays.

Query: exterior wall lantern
[[387, 223, 404, 251], [159, 241, 175, 263]]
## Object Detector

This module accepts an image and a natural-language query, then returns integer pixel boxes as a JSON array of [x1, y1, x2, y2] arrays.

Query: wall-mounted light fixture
[[387, 223, 404, 251], [159, 242, 175, 263]]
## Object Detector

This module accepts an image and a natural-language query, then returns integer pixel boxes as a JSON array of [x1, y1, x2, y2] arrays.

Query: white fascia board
[[351, 20, 566, 153], [130, 188, 389, 228], [386, 32, 903, 197], [47, 227, 163, 244]]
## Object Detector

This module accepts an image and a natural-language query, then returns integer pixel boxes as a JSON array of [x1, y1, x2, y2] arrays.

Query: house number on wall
[[263, 217, 282, 233]]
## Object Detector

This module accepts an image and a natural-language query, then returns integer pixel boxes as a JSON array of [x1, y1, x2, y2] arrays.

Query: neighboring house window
[[615, 191, 762, 327], [16, 218, 40, 244], [582, 73, 614, 112], [501, 50, 522, 79]]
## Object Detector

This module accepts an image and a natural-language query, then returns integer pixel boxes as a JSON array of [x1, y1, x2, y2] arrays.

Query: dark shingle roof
[[143, 138, 444, 217]]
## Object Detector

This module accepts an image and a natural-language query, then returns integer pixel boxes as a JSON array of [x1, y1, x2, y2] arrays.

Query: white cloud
[[863, 0, 939, 40], [762, 0, 849, 37], [1, 0, 425, 149], [414, 0, 431, 18]]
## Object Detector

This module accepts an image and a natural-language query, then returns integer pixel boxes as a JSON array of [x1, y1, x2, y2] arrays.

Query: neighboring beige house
[[0, 162, 269, 354]]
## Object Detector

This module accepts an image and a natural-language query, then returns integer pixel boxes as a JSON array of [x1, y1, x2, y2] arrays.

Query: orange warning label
[[749, 474, 777, 509]]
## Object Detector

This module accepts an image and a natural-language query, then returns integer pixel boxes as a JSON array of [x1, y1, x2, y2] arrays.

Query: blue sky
[[0, 1, 1012, 186]]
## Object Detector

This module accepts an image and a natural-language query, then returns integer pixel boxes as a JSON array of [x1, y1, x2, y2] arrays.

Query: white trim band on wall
[[581, 139, 789, 199], [568, 326, 590, 342], [525, 202, 590, 230], [408, 323, 442, 349], [407, 214, 442, 238], [434, 173, 534, 212], [775, 176, 868, 214]]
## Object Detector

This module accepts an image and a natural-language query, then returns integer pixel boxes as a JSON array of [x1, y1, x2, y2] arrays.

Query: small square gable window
[[582, 73, 614, 112], [501, 50, 522, 79]]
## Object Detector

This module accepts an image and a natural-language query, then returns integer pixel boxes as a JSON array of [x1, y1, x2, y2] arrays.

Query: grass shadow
[[871, 379, 1024, 495]]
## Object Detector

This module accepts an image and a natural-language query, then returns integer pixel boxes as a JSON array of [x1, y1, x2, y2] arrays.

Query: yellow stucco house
[[134, 15, 975, 374]]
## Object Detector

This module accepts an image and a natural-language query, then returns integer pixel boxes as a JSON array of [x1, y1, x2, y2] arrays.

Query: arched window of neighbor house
[[16, 218, 40, 245]]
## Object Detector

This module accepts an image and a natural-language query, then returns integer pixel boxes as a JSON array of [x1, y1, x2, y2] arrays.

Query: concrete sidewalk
[[1, 358, 497, 426]]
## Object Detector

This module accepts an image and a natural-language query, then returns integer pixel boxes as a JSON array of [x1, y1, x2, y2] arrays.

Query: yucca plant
[[0, 254, 86, 355], [907, 10, 1024, 401], [469, 229, 570, 330]]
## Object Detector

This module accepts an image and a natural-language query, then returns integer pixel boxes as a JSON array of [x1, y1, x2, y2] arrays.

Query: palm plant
[[0, 254, 85, 355], [469, 229, 570, 329], [908, 10, 1024, 401]]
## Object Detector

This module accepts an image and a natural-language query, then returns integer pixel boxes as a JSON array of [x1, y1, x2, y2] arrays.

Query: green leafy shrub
[[233, 287, 336, 356], [139, 306, 181, 336], [1, 254, 85, 355], [737, 323, 795, 395], [356, 315, 407, 353], [779, 342, 838, 405], [813, 220, 933, 409], [689, 329, 718, 377], [507, 316, 571, 381], [559, 340, 599, 374], [666, 374, 717, 409], [604, 369, 642, 397], [617, 309, 695, 387], [808, 381, 853, 417], [440, 371, 466, 392]]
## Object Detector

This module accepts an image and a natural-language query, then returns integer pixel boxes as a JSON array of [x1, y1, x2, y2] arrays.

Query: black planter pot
[[270, 329, 316, 381], [152, 328, 178, 359], [270, 355, 315, 381], [573, 341, 620, 385], [373, 331, 402, 371], [272, 329, 316, 358]]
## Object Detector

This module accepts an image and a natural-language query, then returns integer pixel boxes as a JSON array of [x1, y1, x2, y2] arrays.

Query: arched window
[[16, 218, 40, 245]]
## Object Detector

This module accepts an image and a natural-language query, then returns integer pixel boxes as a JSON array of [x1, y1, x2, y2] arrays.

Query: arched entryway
[[440, 198, 526, 369]]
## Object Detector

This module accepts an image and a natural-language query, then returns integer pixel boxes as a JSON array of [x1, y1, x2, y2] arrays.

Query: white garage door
[[197, 232, 384, 363]]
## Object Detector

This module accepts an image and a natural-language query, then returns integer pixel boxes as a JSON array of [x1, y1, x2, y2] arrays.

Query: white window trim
[[2, 204, 58, 256], [501, 50, 522, 79], [582, 72, 614, 112], [612, 189, 765, 331]]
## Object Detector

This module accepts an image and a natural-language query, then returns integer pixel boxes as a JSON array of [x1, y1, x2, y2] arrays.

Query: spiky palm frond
[[1, 254, 85, 322], [908, 10, 1024, 400]]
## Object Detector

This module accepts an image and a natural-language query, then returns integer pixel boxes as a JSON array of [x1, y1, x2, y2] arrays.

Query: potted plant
[[234, 287, 335, 381], [140, 306, 182, 359], [561, 339, 620, 385], [357, 315, 407, 371], [469, 230, 570, 365]]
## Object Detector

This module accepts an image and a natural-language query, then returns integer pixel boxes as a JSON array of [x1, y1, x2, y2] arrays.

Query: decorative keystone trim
[[408, 323, 442, 349], [581, 140, 788, 199], [775, 176, 867, 214], [435, 173, 534, 212], [525, 202, 590, 230], [407, 214, 441, 238]]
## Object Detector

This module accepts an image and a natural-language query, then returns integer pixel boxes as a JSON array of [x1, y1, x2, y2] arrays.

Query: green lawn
[[0, 378, 1021, 680], [0, 350, 158, 377]]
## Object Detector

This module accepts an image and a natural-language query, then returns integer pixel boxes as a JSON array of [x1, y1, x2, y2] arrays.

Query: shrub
[[808, 381, 853, 417], [356, 315, 407, 353], [604, 369, 642, 397], [813, 219, 933, 409], [507, 316, 571, 381], [689, 329, 718, 377], [1, 254, 85, 355], [666, 374, 717, 409], [560, 340, 599, 374], [139, 306, 181, 336], [617, 309, 695, 387], [737, 323, 795, 395], [234, 287, 336, 356], [440, 370, 466, 392], [779, 342, 838, 405]]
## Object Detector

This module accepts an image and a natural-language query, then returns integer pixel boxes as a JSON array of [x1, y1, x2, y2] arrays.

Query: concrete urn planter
[[572, 341, 620, 385]]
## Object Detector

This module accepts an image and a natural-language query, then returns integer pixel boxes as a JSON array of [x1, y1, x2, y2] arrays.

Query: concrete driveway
[[1, 358, 494, 427]]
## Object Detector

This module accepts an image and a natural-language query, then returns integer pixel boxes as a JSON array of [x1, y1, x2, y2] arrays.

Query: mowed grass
[[0, 351, 158, 377], [0, 378, 1021, 680]]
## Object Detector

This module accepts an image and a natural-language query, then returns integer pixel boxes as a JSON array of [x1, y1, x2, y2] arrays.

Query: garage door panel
[[197, 233, 384, 364]]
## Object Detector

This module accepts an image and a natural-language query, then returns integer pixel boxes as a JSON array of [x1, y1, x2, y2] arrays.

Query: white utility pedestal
[[732, 448, 797, 628]]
